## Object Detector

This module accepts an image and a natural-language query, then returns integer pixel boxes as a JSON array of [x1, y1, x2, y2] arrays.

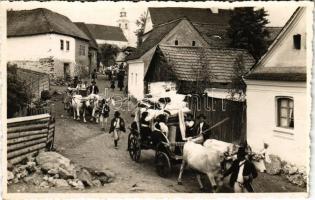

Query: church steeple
[[117, 8, 130, 45]]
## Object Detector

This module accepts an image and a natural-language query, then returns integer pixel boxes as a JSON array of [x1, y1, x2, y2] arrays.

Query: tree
[[7, 64, 30, 118], [228, 7, 270, 60], [227, 54, 247, 101], [134, 12, 146, 48], [99, 43, 120, 67]]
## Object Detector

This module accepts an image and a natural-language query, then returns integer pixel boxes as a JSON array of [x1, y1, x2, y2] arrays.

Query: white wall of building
[[96, 39, 128, 49], [246, 80, 308, 167], [143, 11, 153, 34], [260, 9, 306, 68], [128, 60, 144, 99], [7, 34, 76, 62]]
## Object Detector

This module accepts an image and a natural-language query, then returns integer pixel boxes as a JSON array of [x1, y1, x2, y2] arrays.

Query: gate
[[187, 95, 246, 143]]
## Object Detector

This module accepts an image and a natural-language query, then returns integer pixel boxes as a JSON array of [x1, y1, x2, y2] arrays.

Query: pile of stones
[[7, 151, 115, 190]]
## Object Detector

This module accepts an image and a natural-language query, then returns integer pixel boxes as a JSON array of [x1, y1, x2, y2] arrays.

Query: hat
[[91, 80, 96, 84], [237, 147, 246, 158], [114, 111, 120, 117], [197, 114, 206, 119]]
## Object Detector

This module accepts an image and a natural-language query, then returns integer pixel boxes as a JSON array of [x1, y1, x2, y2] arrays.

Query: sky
[[4, 1, 298, 47]]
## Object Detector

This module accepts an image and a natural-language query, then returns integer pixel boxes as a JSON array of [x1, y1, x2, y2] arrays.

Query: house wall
[[261, 9, 306, 68], [75, 39, 90, 77], [95, 39, 128, 49], [143, 11, 153, 34], [161, 20, 208, 47], [246, 80, 308, 167], [127, 60, 144, 99], [7, 34, 77, 79]]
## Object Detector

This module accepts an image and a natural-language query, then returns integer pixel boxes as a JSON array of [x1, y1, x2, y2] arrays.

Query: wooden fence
[[187, 95, 246, 143], [7, 114, 55, 165]]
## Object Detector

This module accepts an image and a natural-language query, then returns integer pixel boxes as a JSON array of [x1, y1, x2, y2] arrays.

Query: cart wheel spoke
[[156, 151, 171, 178]]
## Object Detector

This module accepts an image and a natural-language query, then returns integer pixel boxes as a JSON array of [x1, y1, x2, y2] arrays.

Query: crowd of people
[[106, 63, 126, 92]]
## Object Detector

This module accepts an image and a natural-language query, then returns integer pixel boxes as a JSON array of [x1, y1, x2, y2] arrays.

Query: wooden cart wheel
[[155, 151, 171, 178], [129, 136, 141, 162]]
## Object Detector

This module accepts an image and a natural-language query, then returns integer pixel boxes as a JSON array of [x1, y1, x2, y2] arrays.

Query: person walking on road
[[99, 99, 110, 133], [109, 111, 126, 149]]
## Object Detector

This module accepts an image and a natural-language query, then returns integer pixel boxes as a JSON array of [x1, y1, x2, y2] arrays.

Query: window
[[277, 97, 294, 128], [119, 23, 121, 28], [66, 41, 70, 50], [79, 45, 86, 56], [125, 23, 128, 29], [293, 34, 301, 49], [192, 41, 196, 46], [175, 40, 179, 46], [60, 40, 64, 50]]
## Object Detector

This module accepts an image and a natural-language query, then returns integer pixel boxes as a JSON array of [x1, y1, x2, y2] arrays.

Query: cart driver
[[185, 113, 195, 137], [191, 114, 210, 144], [140, 112, 151, 142]]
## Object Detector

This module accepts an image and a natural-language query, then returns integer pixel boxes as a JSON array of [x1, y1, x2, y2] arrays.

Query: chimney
[[211, 8, 219, 14]]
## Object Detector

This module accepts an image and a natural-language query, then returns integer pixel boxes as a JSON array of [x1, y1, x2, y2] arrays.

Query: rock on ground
[[77, 168, 94, 187], [265, 155, 282, 175], [8, 171, 14, 181], [36, 151, 76, 179]]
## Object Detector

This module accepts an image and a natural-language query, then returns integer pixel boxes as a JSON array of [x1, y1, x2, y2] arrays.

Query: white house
[[7, 8, 91, 79], [245, 7, 310, 167]]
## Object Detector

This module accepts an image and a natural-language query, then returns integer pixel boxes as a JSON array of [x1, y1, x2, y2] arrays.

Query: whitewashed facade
[[245, 7, 310, 167]]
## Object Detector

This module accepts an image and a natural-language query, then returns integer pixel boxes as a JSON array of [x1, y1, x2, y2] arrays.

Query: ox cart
[[127, 93, 230, 178], [128, 117, 186, 178]]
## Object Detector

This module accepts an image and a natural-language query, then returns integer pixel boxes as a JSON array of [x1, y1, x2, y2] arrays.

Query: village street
[[8, 75, 306, 193]]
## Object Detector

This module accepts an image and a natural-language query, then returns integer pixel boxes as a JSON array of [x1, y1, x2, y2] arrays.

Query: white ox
[[177, 139, 235, 192], [72, 94, 91, 123]]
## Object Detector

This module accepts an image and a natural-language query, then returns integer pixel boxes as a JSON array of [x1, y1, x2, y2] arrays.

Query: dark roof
[[266, 27, 282, 42], [7, 8, 89, 41], [246, 7, 306, 82], [85, 24, 127, 42], [127, 19, 181, 60], [75, 22, 98, 50], [152, 45, 255, 83], [246, 67, 306, 81], [148, 7, 232, 27], [192, 23, 231, 48]]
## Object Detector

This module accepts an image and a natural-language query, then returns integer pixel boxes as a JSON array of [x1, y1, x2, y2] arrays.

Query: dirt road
[[8, 75, 306, 193]]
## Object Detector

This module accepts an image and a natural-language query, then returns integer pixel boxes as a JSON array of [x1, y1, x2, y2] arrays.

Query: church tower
[[117, 8, 130, 46]]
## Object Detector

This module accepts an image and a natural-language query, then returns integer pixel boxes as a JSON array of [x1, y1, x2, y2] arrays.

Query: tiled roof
[[153, 45, 255, 83], [85, 24, 127, 42], [266, 27, 282, 42], [127, 19, 181, 60], [192, 23, 231, 48], [7, 8, 89, 41], [148, 7, 232, 27], [74, 22, 98, 50]]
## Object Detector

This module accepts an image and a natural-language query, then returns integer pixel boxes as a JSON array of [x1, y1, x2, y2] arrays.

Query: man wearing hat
[[222, 146, 258, 193], [109, 111, 126, 149], [88, 80, 99, 95], [195, 114, 211, 142]]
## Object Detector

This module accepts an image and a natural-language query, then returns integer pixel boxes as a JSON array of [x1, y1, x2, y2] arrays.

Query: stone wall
[[9, 57, 76, 81]]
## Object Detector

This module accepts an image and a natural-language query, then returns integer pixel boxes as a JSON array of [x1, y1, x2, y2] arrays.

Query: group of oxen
[[63, 88, 111, 123]]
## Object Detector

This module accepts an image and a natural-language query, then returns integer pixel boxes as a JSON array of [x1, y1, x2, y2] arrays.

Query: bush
[[41, 90, 51, 101], [7, 63, 30, 118]]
